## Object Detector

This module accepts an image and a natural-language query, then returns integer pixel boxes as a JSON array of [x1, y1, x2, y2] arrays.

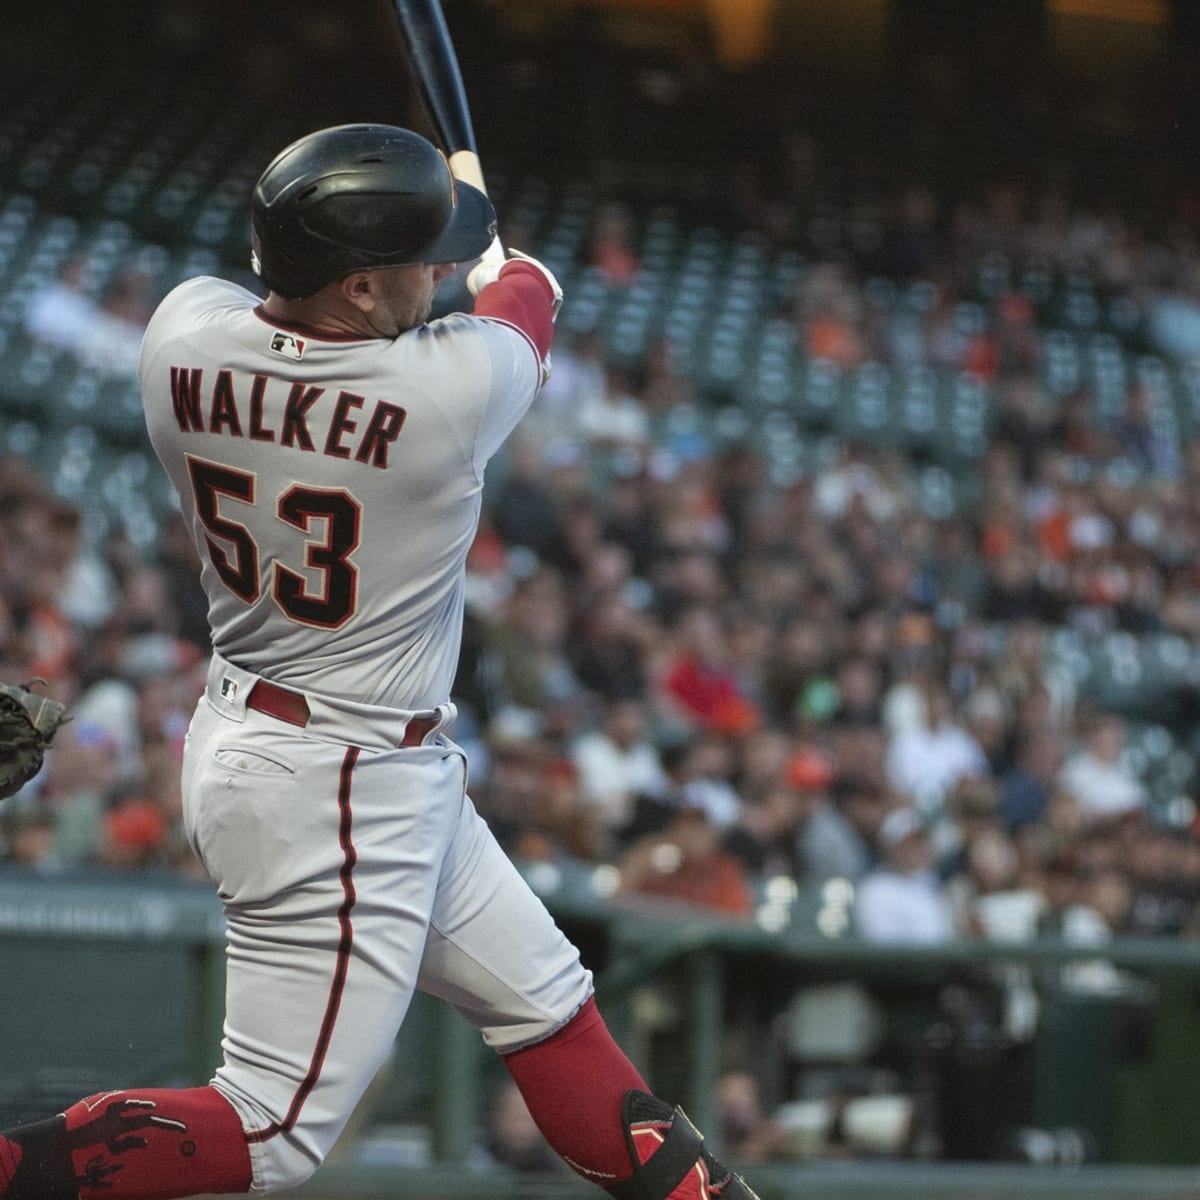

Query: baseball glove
[[0, 679, 69, 800]]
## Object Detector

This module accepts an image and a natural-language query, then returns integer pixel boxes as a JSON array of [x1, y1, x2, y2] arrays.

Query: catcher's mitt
[[0, 679, 69, 800]]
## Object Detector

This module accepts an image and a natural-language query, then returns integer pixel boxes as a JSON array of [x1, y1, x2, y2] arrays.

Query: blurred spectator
[[1, 802, 59, 872], [154, 511, 211, 651], [656, 733, 744, 834], [1126, 826, 1199, 936], [569, 587, 657, 702], [1057, 713, 1147, 824], [855, 807, 955, 943], [717, 1071, 788, 1164], [884, 681, 988, 808], [571, 697, 670, 853], [536, 329, 608, 439], [829, 657, 884, 728], [1054, 864, 1138, 994], [24, 257, 97, 354], [1110, 381, 1179, 479], [575, 368, 651, 460], [992, 620, 1075, 734], [617, 794, 753, 916], [788, 749, 872, 883], [946, 823, 1044, 941], [833, 777, 893, 864], [639, 336, 693, 414], [962, 687, 1011, 776], [480, 1079, 561, 1174], [938, 776, 1002, 873], [997, 727, 1066, 832], [721, 783, 803, 880], [489, 438, 568, 563], [486, 564, 586, 722], [97, 794, 169, 870], [658, 606, 761, 736], [813, 443, 900, 523], [586, 202, 640, 286], [24, 260, 153, 376], [50, 500, 120, 633], [797, 262, 867, 368], [733, 725, 793, 801], [39, 719, 122, 865]]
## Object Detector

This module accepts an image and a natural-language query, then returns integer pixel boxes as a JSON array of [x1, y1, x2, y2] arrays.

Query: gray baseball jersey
[[140, 275, 540, 709]]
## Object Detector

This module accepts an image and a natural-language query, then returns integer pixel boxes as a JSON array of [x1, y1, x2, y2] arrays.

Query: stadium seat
[[1042, 329, 1083, 398], [1061, 282, 1100, 331], [835, 361, 894, 445], [935, 372, 991, 462], [975, 251, 1011, 302], [1177, 360, 1200, 437], [798, 357, 843, 426], [1086, 331, 1127, 420], [897, 366, 939, 449], [739, 319, 800, 414]]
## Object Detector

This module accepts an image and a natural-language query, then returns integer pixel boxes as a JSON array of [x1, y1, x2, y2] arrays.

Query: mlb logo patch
[[270, 331, 306, 360], [220, 676, 240, 702]]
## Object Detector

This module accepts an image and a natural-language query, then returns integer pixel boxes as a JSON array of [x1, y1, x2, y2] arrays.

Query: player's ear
[[340, 272, 376, 313]]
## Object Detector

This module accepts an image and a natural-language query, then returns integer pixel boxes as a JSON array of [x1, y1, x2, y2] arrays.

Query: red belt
[[246, 679, 441, 748]]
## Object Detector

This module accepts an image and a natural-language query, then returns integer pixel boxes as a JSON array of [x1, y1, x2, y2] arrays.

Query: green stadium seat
[[1087, 331, 1126, 419], [739, 320, 800, 414], [1061, 281, 1100, 331], [1176, 360, 1200, 436], [93, 375, 148, 444], [799, 358, 842, 426], [836, 361, 893, 445], [1019, 262, 1054, 311], [976, 251, 1011, 302], [935, 372, 991, 462], [3, 338, 73, 415], [3, 417, 41, 457], [914, 465, 960, 520], [897, 365, 939, 448], [1043, 329, 1083, 397]]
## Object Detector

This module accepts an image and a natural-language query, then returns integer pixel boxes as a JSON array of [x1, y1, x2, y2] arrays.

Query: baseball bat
[[388, 0, 488, 195]]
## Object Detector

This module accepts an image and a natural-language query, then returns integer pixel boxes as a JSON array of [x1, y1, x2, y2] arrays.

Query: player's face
[[365, 262, 458, 336]]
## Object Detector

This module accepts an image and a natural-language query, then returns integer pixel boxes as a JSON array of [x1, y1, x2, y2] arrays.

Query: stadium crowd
[[4, 132, 1200, 980]]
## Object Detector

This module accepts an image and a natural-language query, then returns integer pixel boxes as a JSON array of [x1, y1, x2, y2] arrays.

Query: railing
[[4, 870, 1200, 1199]]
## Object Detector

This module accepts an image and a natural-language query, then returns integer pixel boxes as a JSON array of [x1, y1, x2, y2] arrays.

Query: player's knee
[[253, 1138, 324, 1193]]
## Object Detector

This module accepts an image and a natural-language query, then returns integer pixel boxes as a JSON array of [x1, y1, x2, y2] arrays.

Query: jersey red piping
[[252, 306, 372, 343], [245, 745, 361, 1143]]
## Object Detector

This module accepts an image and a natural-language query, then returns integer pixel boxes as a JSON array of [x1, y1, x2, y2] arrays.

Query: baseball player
[[0, 125, 756, 1200]]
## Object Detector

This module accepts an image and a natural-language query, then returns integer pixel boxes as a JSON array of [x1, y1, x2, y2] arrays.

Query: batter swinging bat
[[388, 0, 488, 195]]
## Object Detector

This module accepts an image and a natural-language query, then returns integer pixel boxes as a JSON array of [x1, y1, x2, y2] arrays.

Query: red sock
[[0, 1138, 22, 1194], [503, 997, 649, 1187], [62, 1086, 252, 1199]]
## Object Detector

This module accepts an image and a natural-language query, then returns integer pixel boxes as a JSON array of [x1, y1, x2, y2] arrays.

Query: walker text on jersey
[[168, 366, 407, 468]]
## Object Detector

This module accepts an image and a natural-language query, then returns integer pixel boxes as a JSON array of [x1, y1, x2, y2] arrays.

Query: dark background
[[12, 0, 1200, 219]]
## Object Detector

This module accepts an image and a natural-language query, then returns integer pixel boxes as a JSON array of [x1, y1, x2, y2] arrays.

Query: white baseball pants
[[181, 659, 593, 1193]]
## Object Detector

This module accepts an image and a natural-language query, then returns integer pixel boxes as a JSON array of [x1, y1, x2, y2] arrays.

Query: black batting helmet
[[250, 124, 497, 299]]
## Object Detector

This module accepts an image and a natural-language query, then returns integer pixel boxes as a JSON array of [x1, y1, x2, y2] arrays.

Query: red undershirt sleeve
[[471, 260, 556, 364]]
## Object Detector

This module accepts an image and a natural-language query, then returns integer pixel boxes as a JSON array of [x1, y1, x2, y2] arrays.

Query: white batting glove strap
[[504, 249, 563, 320], [467, 247, 563, 321]]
